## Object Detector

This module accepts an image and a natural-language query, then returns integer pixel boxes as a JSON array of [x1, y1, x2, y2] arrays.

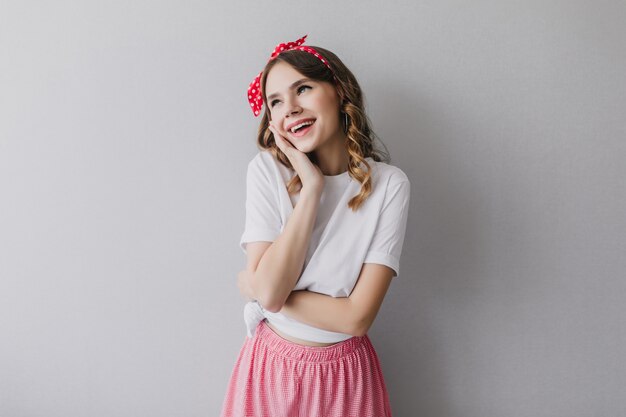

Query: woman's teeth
[[291, 120, 315, 133], [291, 122, 315, 137]]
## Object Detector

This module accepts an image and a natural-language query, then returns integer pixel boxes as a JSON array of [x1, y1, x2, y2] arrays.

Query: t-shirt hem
[[240, 229, 280, 254], [363, 251, 400, 277], [264, 315, 354, 343]]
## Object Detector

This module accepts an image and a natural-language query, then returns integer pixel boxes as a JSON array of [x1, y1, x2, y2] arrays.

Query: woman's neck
[[313, 136, 349, 176]]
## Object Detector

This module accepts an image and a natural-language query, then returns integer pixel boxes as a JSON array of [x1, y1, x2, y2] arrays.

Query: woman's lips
[[291, 121, 315, 138]]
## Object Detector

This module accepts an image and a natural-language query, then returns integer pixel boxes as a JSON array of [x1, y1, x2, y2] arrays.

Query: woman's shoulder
[[246, 149, 293, 181], [247, 148, 272, 164], [246, 149, 279, 171], [367, 158, 410, 186]]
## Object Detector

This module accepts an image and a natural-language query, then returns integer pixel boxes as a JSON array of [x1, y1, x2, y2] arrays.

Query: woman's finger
[[267, 124, 282, 149], [269, 125, 294, 158], [270, 122, 294, 148]]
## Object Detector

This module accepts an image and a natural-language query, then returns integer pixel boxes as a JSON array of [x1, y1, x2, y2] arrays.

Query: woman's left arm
[[279, 263, 395, 336]]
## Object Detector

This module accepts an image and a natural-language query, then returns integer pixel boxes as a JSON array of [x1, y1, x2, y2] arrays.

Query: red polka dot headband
[[247, 34, 335, 117]]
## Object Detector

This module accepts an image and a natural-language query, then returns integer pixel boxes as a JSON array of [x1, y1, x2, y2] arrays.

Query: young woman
[[220, 34, 411, 417]]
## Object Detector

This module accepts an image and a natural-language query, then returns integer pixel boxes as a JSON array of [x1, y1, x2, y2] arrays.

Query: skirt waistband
[[254, 320, 367, 363]]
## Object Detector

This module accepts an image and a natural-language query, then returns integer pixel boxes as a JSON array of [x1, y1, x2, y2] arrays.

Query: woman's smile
[[290, 120, 316, 138]]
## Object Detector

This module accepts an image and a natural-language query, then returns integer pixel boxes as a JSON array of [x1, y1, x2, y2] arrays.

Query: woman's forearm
[[279, 290, 364, 336], [252, 190, 321, 313]]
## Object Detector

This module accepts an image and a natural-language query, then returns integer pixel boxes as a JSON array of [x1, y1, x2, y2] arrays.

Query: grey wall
[[1, 1, 625, 416]]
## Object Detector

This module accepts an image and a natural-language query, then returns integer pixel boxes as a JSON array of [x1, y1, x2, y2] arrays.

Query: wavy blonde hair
[[255, 46, 390, 212]]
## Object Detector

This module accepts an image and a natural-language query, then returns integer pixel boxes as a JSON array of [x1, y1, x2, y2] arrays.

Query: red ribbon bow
[[247, 34, 334, 117]]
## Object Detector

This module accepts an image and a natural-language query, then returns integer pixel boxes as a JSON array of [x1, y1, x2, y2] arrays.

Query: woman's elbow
[[250, 278, 286, 313], [260, 301, 283, 314], [256, 292, 286, 313], [351, 325, 368, 337], [350, 316, 373, 337]]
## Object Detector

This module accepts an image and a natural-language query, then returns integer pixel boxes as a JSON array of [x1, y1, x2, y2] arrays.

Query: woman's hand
[[237, 269, 257, 301], [268, 121, 325, 195]]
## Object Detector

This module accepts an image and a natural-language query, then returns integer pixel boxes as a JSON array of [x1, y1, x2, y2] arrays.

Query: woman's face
[[264, 61, 343, 154]]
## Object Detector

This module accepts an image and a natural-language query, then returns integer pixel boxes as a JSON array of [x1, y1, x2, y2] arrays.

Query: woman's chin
[[291, 140, 314, 154]]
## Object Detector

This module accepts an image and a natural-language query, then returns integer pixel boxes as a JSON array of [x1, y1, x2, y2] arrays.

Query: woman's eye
[[270, 86, 311, 108]]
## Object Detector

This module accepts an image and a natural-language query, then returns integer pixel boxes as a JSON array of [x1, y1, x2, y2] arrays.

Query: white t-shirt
[[240, 150, 411, 342]]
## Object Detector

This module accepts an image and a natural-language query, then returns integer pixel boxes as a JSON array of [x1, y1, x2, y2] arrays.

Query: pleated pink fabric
[[220, 320, 393, 417]]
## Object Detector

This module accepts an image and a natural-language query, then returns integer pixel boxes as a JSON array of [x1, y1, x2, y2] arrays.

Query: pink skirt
[[220, 320, 393, 417]]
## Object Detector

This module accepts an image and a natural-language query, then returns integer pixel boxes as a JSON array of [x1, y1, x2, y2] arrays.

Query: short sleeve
[[239, 157, 282, 255], [363, 177, 411, 277]]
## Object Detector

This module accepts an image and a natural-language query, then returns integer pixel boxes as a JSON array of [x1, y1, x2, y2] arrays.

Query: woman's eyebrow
[[267, 78, 312, 101]]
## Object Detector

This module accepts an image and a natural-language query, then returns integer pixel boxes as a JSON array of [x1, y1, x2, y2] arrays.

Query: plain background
[[1, 1, 625, 416]]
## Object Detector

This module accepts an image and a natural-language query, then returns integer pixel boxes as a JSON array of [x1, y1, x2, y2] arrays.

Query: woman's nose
[[284, 98, 302, 117]]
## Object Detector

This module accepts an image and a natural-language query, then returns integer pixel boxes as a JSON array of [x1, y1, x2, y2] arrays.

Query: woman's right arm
[[248, 121, 325, 313], [250, 187, 321, 312]]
